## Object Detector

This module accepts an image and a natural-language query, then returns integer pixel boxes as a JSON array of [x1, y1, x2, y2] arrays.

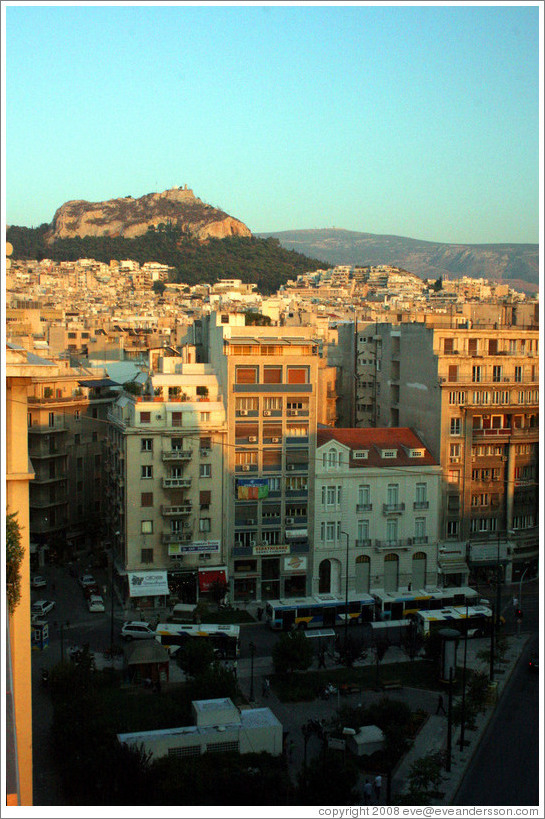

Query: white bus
[[414, 605, 495, 639], [155, 623, 241, 659], [372, 586, 483, 621]]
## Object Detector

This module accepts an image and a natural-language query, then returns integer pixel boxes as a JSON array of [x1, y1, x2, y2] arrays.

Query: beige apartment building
[[204, 311, 337, 602], [105, 357, 227, 608], [374, 324, 539, 581]]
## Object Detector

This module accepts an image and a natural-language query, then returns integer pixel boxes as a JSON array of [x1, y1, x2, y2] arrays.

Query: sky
[[3, 2, 542, 244]]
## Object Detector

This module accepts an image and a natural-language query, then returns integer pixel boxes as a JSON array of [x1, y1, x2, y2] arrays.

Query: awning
[[198, 568, 227, 593], [77, 378, 120, 388], [128, 570, 169, 598]]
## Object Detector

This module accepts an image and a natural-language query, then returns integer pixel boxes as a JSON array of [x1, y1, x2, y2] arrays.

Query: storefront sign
[[168, 540, 220, 556], [128, 570, 169, 598], [253, 543, 290, 556], [283, 556, 308, 572], [198, 568, 227, 593], [285, 529, 308, 539], [468, 542, 511, 566], [237, 478, 269, 500]]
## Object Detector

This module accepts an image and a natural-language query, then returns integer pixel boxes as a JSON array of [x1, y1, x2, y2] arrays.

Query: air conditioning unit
[[250, 540, 257, 548], [261, 539, 269, 546], [286, 517, 295, 525], [234, 540, 243, 548], [239, 410, 248, 416], [242, 465, 251, 472], [247, 519, 256, 525], [249, 436, 257, 443], [288, 410, 297, 416], [156, 414, 162, 420], [272, 437, 280, 443], [287, 464, 296, 471], [263, 410, 271, 417]]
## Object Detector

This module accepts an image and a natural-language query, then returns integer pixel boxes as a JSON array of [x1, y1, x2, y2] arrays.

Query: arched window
[[355, 554, 370, 594], [412, 551, 427, 589], [384, 552, 399, 593], [319, 559, 331, 593]]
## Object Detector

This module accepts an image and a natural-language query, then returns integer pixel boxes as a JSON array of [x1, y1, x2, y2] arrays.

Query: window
[[200, 412, 210, 422], [322, 485, 341, 507], [493, 365, 502, 383], [381, 449, 397, 459], [94, 454, 101, 468], [450, 418, 461, 435], [77, 457, 83, 470], [172, 412, 182, 427], [236, 367, 257, 384], [92, 408, 98, 419], [514, 366, 523, 383], [141, 492, 153, 507], [264, 366, 282, 384], [141, 438, 153, 452], [268, 477, 281, 493], [141, 549, 154, 564], [92, 432, 97, 442], [472, 366, 482, 383], [171, 519, 183, 533], [358, 484, 371, 509], [447, 520, 459, 537], [141, 465, 153, 479], [449, 391, 466, 405], [199, 463, 211, 478], [48, 412, 55, 428], [76, 481, 83, 493], [448, 470, 459, 484], [415, 483, 427, 506], [444, 338, 454, 354], [199, 518, 211, 533], [74, 410, 80, 421], [172, 438, 184, 451], [287, 367, 309, 384], [448, 365, 458, 382], [141, 520, 153, 534], [357, 520, 370, 544], [386, 519, 398, 543], [488, 338, 498, 355], [468, 338, 478, 355], [387, 484, 399, 506], [140, 411, 151, 423], [321, 521, 340, 543], [415, 518, 426, 541], [74, 434, 81, 445], [450, 444, 461, 461], [200, 490, 211, 508], [323, 448, 340, 469]]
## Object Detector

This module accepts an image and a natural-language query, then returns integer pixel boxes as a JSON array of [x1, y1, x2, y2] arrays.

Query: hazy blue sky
[[4, 3, 541, 243]]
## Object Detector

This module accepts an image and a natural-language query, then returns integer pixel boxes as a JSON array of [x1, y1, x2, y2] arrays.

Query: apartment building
[[106, 360, 227, 609], [204, 311, 335, 601], [313, 428, 441, 596], [374, 324, 539, 581], [26, 362, 116, 561]]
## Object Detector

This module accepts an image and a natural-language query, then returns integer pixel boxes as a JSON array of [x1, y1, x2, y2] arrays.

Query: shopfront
[[232, 543, 309, 601], [127, 570, 170, 610]]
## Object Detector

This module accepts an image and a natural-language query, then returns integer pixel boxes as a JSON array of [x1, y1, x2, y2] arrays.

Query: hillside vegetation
[[6, 225, 330, 295]]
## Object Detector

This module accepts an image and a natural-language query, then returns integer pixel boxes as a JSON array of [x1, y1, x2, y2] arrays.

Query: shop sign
[[285, 529, 308, 539], [128, 570, 169, 598], [253, 543, 290, 556], [198, 568, 227, 593], [283, 556, 307, 572], [168, 540, 220, 556], [237, 478, 269, 500]]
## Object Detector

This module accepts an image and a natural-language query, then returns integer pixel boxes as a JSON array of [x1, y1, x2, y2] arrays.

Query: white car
[[79, 574, 96, 589], [88, 595, 105, 613], [32, 576, 47, 589], [31, 600, 56, 616], [121, 621, 155, 641]]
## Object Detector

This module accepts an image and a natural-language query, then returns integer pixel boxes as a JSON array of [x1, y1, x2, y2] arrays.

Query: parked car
[[31, 600, 56, 616], [121, 621, 155, 641], [83, 583, 100, 598], [88, 595, 105, 613], [79, 574, 97, 589], [31, 576, 47, 589]]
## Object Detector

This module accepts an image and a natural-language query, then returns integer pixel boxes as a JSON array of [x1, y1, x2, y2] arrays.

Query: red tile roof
[[316, 427, 438, 468]]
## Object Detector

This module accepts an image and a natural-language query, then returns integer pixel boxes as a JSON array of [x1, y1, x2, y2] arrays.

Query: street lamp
[[341, 531, 350, 659], [110, 530, 120, 655], [518, 564, 530, 610], [458, 601, 469, 750]]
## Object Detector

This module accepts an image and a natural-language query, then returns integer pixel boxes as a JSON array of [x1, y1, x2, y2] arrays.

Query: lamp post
[[495, 532, 502, 629], [458, 601, 469, 750], [249, 641, 255, 702], [110, 531, 120, 655], [518, 564, 530, 610], [341, 531, 350, 659]]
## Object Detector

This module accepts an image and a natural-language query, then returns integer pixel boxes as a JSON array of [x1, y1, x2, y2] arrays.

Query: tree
[[6, 511, 24, 615], [296, 747, 359, 805], [372, 638, 390, 688], [401, 622, 425, 661], [152, 280, 166, 295], [122, 380, 143, 396], [178, 639, 215, 678], [402, 750, 445, 803], [432, 276, 443, 292], [272, 630, 314, 675]]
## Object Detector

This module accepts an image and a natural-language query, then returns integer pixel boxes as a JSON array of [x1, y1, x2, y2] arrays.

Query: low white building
[[117, 697, 283, 760], [313, 428, 442, 596]]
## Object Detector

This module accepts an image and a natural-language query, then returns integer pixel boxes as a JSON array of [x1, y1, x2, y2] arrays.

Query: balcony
[[356, 503, 373, 512], [373, 538, 413, 550], [163, 477, 191, 489], [356, 538, 372, 547], [162, 450, 192, 461], [28, 422, 67, 434], [413, 501, 429, 510], [413, 536, 429, 545], [382, 502, 405, 515], [161, 503, 192, 516], [162, 532, 192, 544]]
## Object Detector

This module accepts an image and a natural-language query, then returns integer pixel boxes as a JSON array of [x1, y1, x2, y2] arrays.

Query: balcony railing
[[413, 501, 429, 510], [162, 450, 192, 461], [161, 503, 192, 515], [162, 532, 192, 544], [356, 538, 372, 547], [163, 477, 191, 489], [382, 502, 405, 515], [374, 537, 413, 550], [356, 503, 373, 512]]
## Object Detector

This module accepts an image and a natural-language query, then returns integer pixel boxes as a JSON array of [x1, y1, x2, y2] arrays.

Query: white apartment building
[[106, 359, 227, 610], [313, 428, 442, 596]]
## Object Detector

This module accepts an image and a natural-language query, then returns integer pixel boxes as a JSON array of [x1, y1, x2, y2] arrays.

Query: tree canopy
[[6, 511, 24, 615]]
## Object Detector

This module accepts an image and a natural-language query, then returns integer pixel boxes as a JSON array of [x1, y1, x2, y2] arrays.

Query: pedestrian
[[512, 596, 519, 608], [232, 659, 238, 679], [436, 694, 446, 715], [363, 779, 373, 803], [374, 774, 382, 802]]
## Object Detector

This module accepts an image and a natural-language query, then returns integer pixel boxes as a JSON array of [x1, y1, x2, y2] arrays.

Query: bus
[[372, 586, 483, 621], [155, 623, 241, 659], [414, 605, 495, 639], [265, 593, 375, 631]]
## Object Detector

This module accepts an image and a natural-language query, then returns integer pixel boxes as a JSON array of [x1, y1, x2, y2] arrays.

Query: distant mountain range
[[257, 229, 539, 293]]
